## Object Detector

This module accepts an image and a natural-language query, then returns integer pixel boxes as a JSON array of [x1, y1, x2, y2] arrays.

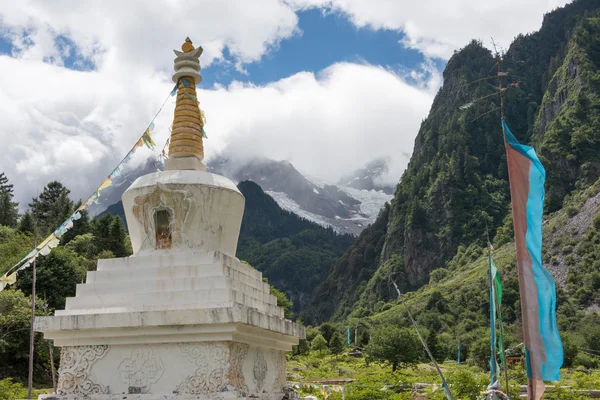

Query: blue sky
[[203, 9, 439, 87], [0, 9, 441, 88]]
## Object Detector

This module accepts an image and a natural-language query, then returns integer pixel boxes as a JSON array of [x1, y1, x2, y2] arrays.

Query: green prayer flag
[[490, 253, 506, 375]]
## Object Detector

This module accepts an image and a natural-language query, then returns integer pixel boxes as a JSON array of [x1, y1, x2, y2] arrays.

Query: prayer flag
[[503, 119, 563, 399]]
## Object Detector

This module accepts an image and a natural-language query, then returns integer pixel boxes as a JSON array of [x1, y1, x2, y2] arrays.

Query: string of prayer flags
[[141, 128, 156, 150], [0, 78, 184, 292], [98, 177, 112, 191], [200, 109, 207, 138], [82, 190, 100, 209], [109, 164, 125, 180], [53, 212, 82, 239], [0, 271, 17, 291]]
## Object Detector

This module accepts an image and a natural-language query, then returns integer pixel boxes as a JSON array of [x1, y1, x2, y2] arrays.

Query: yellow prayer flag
[[98, 177, 112, 191]]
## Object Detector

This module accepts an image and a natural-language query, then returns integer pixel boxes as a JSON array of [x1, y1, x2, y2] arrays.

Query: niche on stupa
[[154, 208, 173, 249], [131, 184, 194, 251]]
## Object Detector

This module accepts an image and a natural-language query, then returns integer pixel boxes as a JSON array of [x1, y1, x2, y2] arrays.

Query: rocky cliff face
[[305, 0, 600, 323]]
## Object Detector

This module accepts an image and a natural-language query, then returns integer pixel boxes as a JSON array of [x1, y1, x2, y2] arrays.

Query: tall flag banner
[[488, 250, 499, 386], [488, 250, 507, 391], [347, 327, 351, 345], [490, 254, 506, 372], [502, 119, 563, 399]]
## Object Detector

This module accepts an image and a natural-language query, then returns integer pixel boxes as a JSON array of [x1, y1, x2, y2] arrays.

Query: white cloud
[[0, 0, 300, 71], [203, 62, 435, 183], [0, 0, 571, 211], [0, 0, 306, 209], [286, 0, 571, 59], [0, 54, 435, 209]]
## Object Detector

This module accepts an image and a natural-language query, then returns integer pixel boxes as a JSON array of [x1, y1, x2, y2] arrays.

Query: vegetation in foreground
[[287, 345, 600, 400]]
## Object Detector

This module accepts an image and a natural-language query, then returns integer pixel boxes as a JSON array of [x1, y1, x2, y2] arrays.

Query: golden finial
[[182, 37, 195, 53]]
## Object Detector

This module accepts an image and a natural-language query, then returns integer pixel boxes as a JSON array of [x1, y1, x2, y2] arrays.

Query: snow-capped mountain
[[93, 154, 394, 236], [207, 155, 393, 235], [337, 157, 395, 194]]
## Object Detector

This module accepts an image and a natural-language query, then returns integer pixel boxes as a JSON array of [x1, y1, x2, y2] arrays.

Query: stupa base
[[34, 249, 303, 400], [40, 393, 288, 400], [38, 391, 290, 399], [35, 340, 288, 399]]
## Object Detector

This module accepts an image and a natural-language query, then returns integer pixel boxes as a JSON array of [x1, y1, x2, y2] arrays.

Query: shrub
[[593, 214, 600, 231], [429, 268, 449, 284], [311, 334, 328, 353], [0, 378, 29, 400], [573, 353, 598, 369], [448, 369, 486, 399], [366, 326, 421, 371], [562, 334, 579, 368], [566, 206, 579, 217]]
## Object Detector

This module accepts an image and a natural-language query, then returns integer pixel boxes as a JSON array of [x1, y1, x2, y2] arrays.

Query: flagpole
[[392, 281, 454, 400], [489, 249, 498, 386], [27, 209, 37, 399], [492, 43, 512, 398]]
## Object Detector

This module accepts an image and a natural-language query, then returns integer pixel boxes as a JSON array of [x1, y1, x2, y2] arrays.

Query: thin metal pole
[[392, 281, 454, 400], [48, 341, 56, 393], [498, 56, 504, 119], [28, 216, 37, 399]]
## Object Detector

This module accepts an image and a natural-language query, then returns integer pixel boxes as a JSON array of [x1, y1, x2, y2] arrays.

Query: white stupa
[[35, 38, 304, 400]]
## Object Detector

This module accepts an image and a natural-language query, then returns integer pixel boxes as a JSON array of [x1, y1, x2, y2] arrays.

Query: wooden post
[[27, 218, 37, 399]]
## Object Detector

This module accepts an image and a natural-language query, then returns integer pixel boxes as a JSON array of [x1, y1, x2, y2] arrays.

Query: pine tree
[[29, 181, 74, 235], [0, 173, 18, 227], [311, 334, 328, 353], [108, 217, 129, 257], [426, 330, 445, 362], [0, 172, 13, 195], [329, 333, 344, 356], [18, 211, 35, 234]]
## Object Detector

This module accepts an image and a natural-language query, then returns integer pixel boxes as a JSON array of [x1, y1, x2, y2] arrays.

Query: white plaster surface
[[164, 156, 206, 171], [44, 342, 286, 398], [122, 170, 244, 257], [35, 167, 304, 400]]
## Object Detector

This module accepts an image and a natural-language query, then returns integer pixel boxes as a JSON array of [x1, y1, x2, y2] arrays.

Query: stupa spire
[[166, 37, 206, 171]]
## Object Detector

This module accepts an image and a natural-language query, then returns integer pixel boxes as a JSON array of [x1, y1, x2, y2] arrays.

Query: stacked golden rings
[[168, 77, 204, 159]]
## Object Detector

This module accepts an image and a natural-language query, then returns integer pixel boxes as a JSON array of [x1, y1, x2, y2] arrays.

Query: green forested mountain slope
[[305, 0, 600, 323], [236, 181, 354, 314], [342, 181, 600, 367], [301, 203, 390, 324]]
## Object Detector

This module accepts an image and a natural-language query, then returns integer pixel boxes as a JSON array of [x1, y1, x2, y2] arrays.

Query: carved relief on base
[[57, 345, 110, 395], [227, 342, 249, 393], [253, 347, 268, 392], [118, 346, 164, 393], [176, 342, 231, 394], [271, 349, 286, 391]]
